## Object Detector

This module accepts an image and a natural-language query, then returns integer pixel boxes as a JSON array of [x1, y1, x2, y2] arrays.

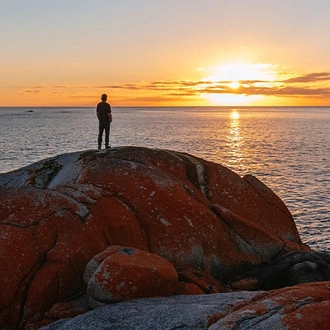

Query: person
[[96, 94, 112, 149]]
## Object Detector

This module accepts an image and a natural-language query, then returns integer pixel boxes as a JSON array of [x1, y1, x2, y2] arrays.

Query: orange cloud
[[3, 70, 330, 106], [284, 72, 330, 83], [95, 72, 330, 100]]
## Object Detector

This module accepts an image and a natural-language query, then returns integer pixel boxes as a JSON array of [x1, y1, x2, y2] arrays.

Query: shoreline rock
[[40, 282, 330, 330], [0, 146, 322, 329]]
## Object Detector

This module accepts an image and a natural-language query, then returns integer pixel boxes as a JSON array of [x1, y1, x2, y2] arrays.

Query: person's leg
[[98, 122, 104, 148], [105, 122, 110, 148]]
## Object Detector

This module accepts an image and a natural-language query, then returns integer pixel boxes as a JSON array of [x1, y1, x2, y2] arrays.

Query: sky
[[1, 0, 330, 107]]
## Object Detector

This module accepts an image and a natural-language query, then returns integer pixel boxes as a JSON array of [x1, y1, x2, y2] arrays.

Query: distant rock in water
[[2, 146, 329, 330]]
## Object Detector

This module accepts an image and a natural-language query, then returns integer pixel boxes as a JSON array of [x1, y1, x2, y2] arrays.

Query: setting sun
[[229, 81, 241, 89], [199, 63, 280, 106]]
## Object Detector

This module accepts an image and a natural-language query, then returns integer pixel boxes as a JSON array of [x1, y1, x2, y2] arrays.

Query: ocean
[[1, 106, 330, 252]]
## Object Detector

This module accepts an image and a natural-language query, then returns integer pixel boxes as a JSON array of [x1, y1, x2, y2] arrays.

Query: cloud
[[285, 72, 330, 83], [22, 90, 42, 94], [54, 85, 73, 88], [114, 95, 201, 104], [101, 71, 330, 99], [14, 70, 330, 103], [263, 86, 330, 97], [32, 85, 46, 89], [199, 85, 330, 97]]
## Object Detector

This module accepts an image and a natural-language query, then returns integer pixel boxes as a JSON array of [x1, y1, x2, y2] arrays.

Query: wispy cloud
[[285, 72, 330, 83], [10, 70, 330, 105], [22, 90, 42, 94], [93, 72, 330, 100]]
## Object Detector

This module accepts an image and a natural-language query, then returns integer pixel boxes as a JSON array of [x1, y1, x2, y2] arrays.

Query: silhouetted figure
[[96, 94, 112, 149]]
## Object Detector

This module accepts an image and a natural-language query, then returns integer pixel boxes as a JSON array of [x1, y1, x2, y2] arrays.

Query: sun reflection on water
[[226, 110, 246, 172], [230, 110, 240, 120]]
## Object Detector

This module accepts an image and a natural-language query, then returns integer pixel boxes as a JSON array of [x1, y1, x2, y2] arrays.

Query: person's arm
[[96, 106, 100, 120]]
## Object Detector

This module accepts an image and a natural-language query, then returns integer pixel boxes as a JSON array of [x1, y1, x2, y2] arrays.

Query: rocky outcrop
[[40, 282, 330, 330], [84, 246, 178, 307], [0, 147, 311, 329]]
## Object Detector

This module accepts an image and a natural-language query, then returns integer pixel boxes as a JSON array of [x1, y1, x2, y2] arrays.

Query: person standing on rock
[[96, 94, 112, 149]]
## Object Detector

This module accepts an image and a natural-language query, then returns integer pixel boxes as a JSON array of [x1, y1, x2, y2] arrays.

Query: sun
[[229, 81, 240, 89], [201, 62, 279, 105]]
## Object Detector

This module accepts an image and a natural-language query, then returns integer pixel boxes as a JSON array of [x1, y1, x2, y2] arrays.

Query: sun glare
[[202, 93, 263, 106], [201, 62, 279, 105], [230, 111, 240, 120], [229, 81, 240, 89], [208, 63, 278, 81]]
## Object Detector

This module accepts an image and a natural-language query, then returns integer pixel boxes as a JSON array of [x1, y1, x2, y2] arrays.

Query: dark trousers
[[98, 121, 110, 146]]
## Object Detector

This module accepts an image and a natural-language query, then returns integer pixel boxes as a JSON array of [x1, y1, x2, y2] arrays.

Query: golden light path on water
[[226, 110, 246, 173]]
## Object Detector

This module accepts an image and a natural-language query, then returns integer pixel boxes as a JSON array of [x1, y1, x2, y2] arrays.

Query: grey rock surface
[[40, 292, 262, 330]]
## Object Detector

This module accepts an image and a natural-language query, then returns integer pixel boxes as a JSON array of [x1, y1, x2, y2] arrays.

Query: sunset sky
[[1, 0, 330, 107]]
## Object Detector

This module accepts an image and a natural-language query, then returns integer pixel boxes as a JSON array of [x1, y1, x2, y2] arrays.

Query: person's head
[[101, 94, 107, 102]]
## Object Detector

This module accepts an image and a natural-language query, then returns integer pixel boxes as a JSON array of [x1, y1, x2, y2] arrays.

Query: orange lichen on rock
[[0, 147, 310, 329]]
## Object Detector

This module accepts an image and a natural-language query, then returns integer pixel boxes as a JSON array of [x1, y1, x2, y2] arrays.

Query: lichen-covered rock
[[212, 282, 330, 329], [84, 246, 178, 306], [177, 269, 225, 294], [0, 147, 308, 329]]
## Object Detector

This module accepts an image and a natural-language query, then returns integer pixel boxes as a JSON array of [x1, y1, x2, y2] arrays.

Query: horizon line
[[1, 105, 330, 109]]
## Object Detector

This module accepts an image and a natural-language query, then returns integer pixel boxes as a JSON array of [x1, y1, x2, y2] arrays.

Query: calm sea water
[[1, 106, 330, 252]]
